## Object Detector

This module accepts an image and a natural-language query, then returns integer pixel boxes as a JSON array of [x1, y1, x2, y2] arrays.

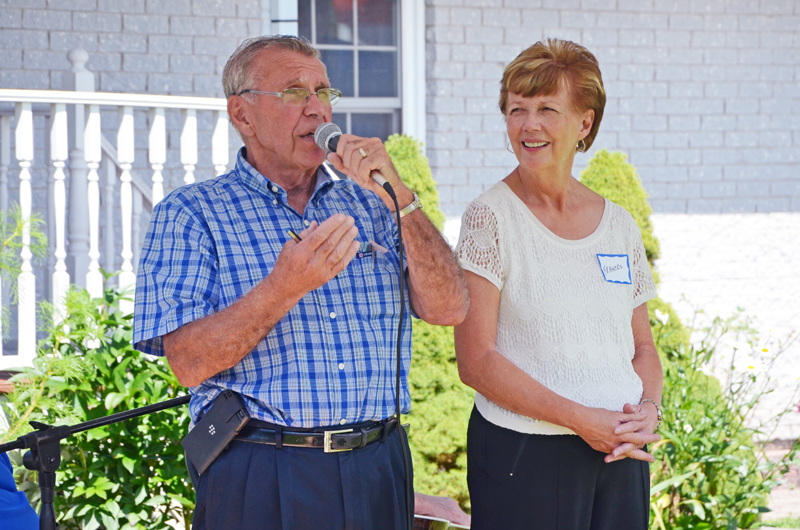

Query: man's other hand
[[414, 493, 472, 527]]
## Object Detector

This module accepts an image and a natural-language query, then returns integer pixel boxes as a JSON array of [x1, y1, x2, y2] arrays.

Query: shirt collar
[[235, 147, 336, 203]]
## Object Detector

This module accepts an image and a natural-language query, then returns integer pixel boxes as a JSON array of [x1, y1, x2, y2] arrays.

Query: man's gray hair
[[222, 35, 322, 98]]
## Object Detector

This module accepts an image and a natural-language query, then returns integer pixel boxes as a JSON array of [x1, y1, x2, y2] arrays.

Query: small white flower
[[654, 309, 669, 326], [683, 424, 693, 434]]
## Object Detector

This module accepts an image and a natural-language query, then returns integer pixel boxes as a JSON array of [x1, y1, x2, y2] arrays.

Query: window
[[298, 0, 401, 141]]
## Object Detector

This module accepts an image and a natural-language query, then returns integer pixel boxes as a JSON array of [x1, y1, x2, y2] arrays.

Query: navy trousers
[[193, 423, 413, 530], [467, 406, 650, 530]]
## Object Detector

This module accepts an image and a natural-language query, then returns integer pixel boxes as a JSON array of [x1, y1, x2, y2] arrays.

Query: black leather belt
[[236, 419, 401, 453]]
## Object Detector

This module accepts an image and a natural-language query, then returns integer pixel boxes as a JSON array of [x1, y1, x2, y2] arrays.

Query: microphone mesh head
[[314, 122, 342, 151]]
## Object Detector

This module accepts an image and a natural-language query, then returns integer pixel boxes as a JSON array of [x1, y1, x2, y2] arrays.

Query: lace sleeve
[[456, 201, 504, 290], [629, 219, 657, 307]]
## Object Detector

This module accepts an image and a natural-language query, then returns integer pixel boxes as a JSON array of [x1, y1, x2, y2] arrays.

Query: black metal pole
[[0, 394, 191, 530]]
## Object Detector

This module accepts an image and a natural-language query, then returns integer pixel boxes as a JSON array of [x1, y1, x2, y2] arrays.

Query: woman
[[454, 39, 664, 530]]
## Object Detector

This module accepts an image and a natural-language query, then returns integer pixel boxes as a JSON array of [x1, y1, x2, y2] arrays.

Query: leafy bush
[[648, 313, 799, 530], [0, 203, 47, 331], [2, 286, 192, 530], [387, 135, 472, 508], [407, 323, 473, 509]]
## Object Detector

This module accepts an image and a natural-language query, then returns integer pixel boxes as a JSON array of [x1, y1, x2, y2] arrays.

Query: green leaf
[[83, 513, 101, 530], [650, 469, 698, 496], [122, 456, 136, 474], [104, 392, 126, 410], [680, 499, 706, 520]]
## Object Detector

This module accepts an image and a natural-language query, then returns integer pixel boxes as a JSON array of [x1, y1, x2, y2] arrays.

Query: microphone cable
[[314, 124, 412, 528], [378, 181, 413, 530]]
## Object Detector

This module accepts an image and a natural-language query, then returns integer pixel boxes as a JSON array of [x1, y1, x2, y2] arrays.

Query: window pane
[[358, 51, 396, 97], [321, 50, 354, 97], [351, 113, 394, 142], [316, 0, 353, 44], [358, 0, 397, 46], [331, 113, 348, 134], [298, 0, 311, 40]]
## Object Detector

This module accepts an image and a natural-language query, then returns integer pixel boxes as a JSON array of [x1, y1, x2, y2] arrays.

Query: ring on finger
[[358, 147, 367, 159]]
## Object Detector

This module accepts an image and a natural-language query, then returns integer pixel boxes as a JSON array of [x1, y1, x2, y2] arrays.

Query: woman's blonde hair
[[499, 39, 606, 152]]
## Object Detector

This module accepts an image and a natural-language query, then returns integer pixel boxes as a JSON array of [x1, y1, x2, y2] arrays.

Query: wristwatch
[[640, 399, 662, 433], [399, 193, 422, 218]]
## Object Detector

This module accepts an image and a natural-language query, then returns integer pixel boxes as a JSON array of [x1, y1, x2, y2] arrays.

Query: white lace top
[[457, 182, 657, 435]]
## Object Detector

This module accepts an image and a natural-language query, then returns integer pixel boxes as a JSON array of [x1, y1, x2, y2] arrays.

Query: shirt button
[[304, 219, 310, 226], [340, 419, 347, 425], [330, 312, 336, 319], [271, 185, 278, 193], [338, 363, 344, 370], [272, 199, 277, 205]]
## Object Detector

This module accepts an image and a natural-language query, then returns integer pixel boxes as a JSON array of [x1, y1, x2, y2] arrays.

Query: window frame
[[265, 0, 425, 147]]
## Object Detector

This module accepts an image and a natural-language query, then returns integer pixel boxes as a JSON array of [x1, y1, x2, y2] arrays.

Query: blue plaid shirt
[[133, 148, 412, 427]]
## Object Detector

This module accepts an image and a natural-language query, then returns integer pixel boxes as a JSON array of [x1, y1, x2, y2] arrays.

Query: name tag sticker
[[596, 254, 632, 284]]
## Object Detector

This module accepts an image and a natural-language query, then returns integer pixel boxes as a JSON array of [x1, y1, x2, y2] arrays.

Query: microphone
[[314, 123, 394, 196]]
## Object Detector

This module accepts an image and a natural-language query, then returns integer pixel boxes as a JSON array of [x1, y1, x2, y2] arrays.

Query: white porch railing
[[0, 49, 231, 370]]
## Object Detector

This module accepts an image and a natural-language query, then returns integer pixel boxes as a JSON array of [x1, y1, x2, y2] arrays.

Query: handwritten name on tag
[[596, 254, 632, 284]]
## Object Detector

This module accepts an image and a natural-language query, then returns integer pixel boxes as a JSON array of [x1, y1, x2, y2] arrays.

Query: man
[[133, 35, 469, 529]]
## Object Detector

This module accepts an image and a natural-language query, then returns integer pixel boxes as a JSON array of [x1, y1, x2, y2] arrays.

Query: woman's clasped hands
[[573, 402, 661, 464]]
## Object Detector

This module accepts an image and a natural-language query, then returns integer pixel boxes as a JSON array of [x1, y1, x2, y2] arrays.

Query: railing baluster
[[65, 49, 94, 291], [103, 157, 116, 273], [148, 107, 166, 204], [181, 108, 197, 184], [212, 111, 229, 176], [15, 102, 35, 363], [0, 114, 10, 225], [84, 104, 103, 298], [132, 188, 142, 276], [50, 103, 70, 321], [0, 116, 9, 357], [117, 106, 135, 313], [0, 116, 9, 215], [45, 113, 55, 307]]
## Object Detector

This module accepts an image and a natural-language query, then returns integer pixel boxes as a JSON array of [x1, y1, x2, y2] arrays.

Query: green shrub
[[387, 135, 473, 509], [580, 149, 660, 265], [386, 134, 445, 231], [648, 296, 691, 361], [648, 313, 799, 530]]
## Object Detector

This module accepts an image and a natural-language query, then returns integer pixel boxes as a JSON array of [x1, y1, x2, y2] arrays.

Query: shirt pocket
[[343, 251, 401, 321]]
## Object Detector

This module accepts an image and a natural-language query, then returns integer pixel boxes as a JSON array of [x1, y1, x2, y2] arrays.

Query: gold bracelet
[[640, 398, 662, 433]]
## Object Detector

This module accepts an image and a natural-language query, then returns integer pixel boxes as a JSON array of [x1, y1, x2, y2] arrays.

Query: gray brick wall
[[425, 0, 800, 217], [0, 0, 260, 97], [0, 1, 260, 326]]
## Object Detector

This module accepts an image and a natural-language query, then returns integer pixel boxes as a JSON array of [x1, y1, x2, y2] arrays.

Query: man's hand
[[414, 493, 471, 527], [325, 134, 410, 210], [163, 213, 360, 387], [325, 135, 468, 326], [272, 213, 360, 300]]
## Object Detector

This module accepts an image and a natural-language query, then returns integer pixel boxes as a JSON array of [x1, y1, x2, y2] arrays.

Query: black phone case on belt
[[181, 390, 250, 476]]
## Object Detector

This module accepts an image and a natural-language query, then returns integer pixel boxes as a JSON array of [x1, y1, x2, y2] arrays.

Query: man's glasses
[[237, 88, 342, 107]]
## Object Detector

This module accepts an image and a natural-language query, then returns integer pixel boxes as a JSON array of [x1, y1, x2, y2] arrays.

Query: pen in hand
[[287, 229, 302, 243]]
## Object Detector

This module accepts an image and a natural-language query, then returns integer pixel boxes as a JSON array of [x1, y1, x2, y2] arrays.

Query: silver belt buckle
[[323, 428, 354, 453]]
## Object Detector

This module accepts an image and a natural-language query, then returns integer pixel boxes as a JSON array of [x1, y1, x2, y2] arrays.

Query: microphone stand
[[0, 395, 191, 530]]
